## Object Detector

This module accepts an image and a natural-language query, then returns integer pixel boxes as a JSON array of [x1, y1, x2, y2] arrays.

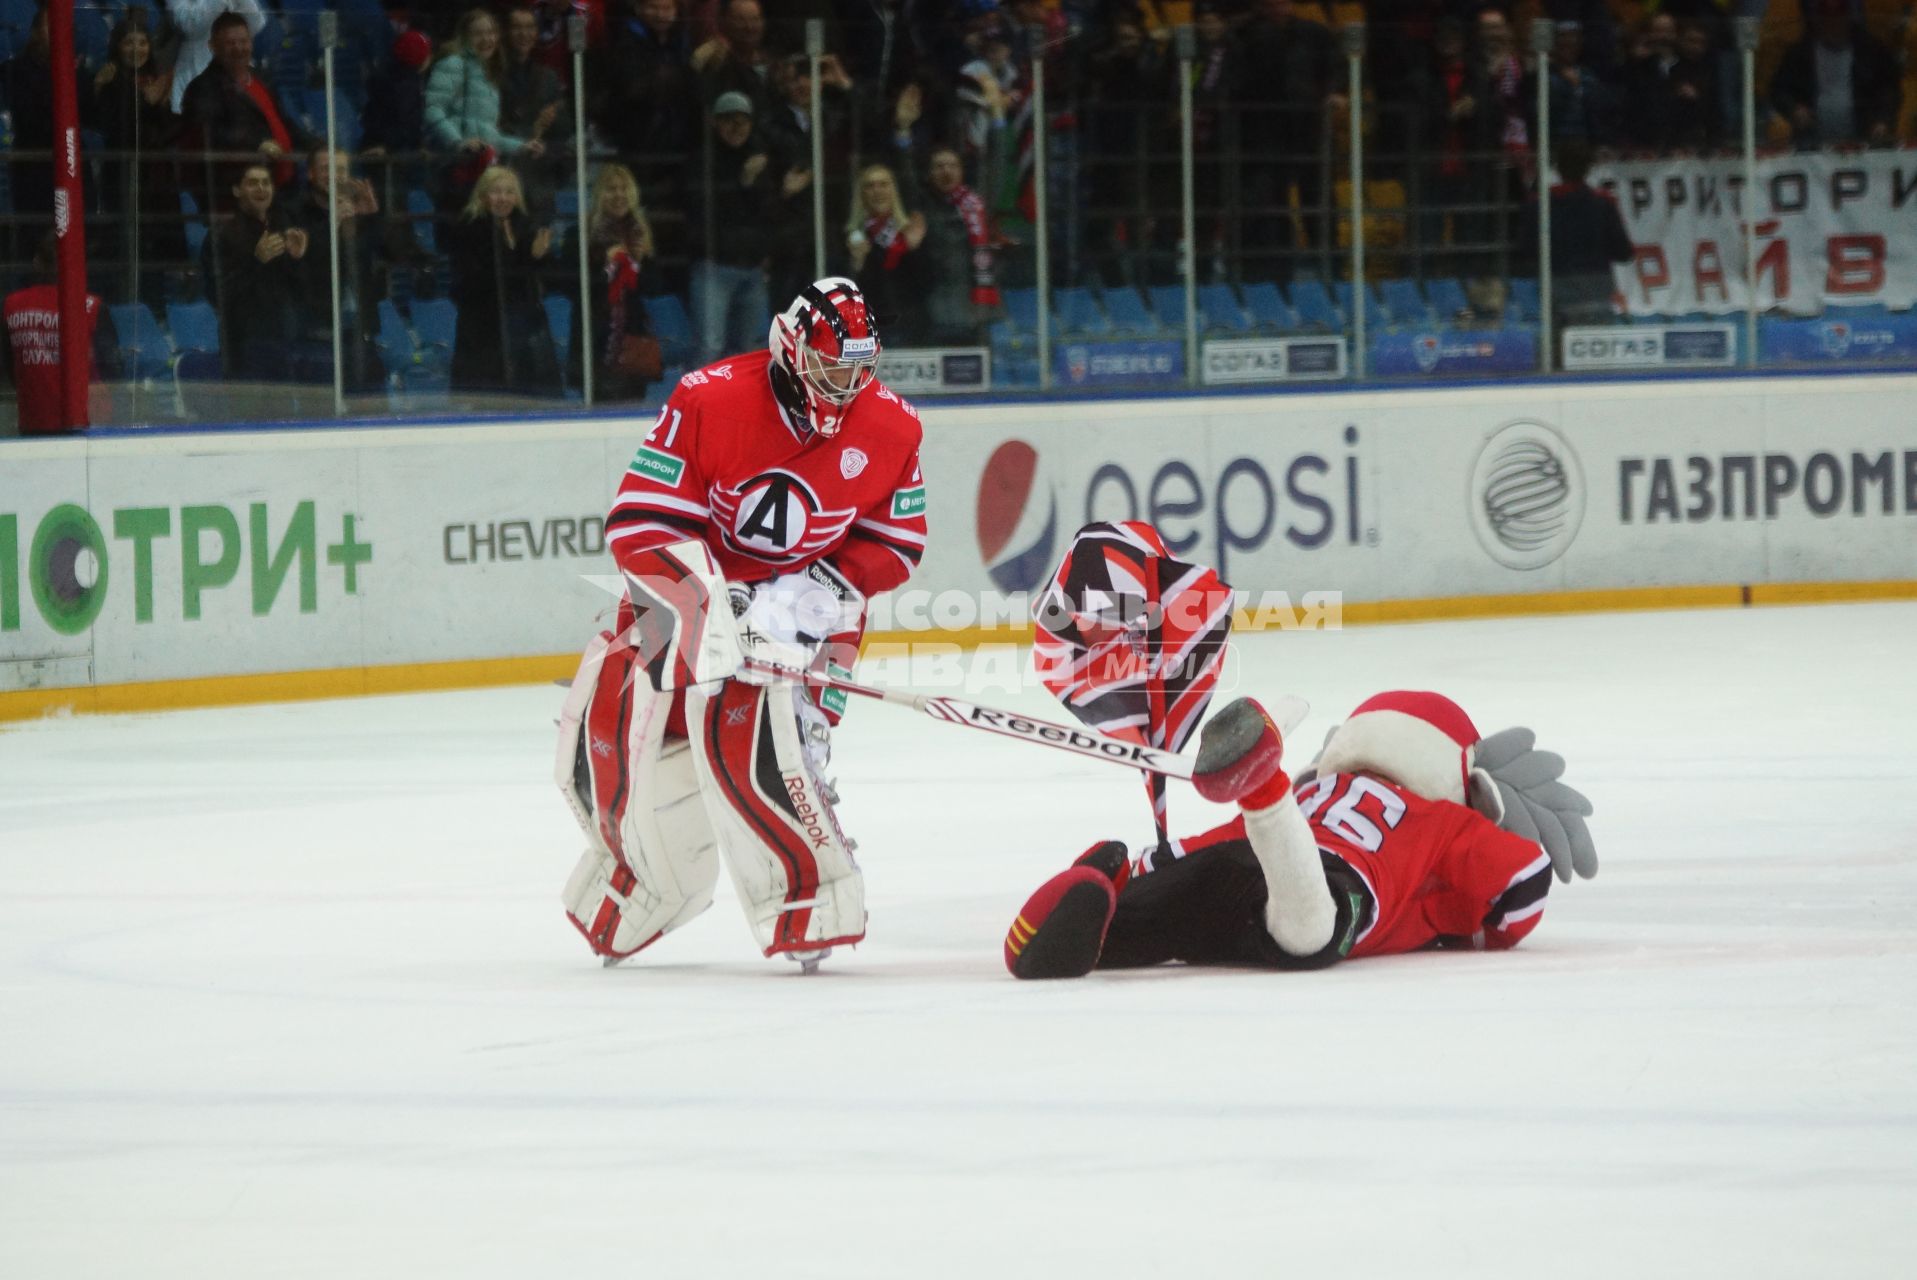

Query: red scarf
[[939, 182, 999, 306], [863, 213, 911, 272]]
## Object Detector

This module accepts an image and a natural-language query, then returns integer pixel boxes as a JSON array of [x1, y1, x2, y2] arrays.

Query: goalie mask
[[1316, 690, 1481, 805], [768, 277, 881, 439]]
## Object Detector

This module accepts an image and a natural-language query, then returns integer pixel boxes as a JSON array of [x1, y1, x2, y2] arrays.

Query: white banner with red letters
[[1593, 152, 1917, 316]]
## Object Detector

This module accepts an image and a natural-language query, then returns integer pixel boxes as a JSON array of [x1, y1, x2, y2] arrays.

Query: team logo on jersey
[[840, 448, 868, 479], [710, 469, 859, 564]]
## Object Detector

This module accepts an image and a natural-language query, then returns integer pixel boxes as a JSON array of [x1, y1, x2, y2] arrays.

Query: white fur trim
[[1317, 709, 1472, 804]]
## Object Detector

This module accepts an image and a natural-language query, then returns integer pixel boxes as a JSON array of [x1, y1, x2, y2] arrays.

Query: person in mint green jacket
[[424, 9, 547, 208]]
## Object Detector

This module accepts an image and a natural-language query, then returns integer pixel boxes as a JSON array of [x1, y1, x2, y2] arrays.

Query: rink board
[[2, 375, 1914, 712]]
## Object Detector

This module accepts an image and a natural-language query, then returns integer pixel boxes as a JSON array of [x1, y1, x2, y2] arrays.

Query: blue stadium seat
[[1148, 285, 1188, 330], [1101, 285, 1161, 336], [1379, 279, 1436, 328], [109, 303, 174, 379], [0, 0, 36, 35], [404, 188, 438, 254], [555, 188, 580, 219], [1055, 287, 1111, 337], [409, 297, 457, 369], [1508, 277, 1540, 322], [1197, 283, 1252, 333], [1000, 287, 1040, 335], [1332, 280, 1391, 330], [1284, 279, 1341, 330], [543, 294, 572, 375], [643, 293, 696, 365], [1427, 277, 1470, 323], [374, 300, 417, 379], [1242, 281, 1302, 331], [165, 300, 220, 354]]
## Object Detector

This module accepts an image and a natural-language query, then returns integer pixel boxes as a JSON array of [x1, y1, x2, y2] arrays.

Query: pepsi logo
[[977, 440, 1058, 594]]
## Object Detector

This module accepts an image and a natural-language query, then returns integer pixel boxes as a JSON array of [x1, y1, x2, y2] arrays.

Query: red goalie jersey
[[606, 349, 928, 603]]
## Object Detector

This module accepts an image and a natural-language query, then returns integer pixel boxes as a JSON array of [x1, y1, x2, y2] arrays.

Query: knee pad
[[688, 678, 865, 957]]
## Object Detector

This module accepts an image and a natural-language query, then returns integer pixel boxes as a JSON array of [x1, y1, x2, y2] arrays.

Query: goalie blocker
[[557, 541, 865, 964]]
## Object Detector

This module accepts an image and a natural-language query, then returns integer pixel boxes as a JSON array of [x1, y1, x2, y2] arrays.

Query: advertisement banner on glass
[[1561, 323, 1737, 370], [1200, 336, 1348, 384], [1371, 328, 1538, 376], [876, 348, 991, 395], [1594, 152, 1917, 316], [1761, 310, 1917, 363], [1055, 339, 1184, 388]]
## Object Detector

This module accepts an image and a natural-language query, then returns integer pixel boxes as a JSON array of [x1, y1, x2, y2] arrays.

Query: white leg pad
[[688, 680, 866, 956], [556, 633, 720, 960]]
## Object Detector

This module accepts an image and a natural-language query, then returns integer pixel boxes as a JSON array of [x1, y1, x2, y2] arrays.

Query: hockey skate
[[1004, 841, 1130, 980]]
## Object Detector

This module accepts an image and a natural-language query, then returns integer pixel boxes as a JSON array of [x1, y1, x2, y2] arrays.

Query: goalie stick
[[744, 652, 1308, 784], [623, 540, 1307, 782]]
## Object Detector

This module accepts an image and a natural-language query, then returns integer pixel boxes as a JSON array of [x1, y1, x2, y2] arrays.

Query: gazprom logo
[[1467, 419, 1586, 570], [976, 439, 1056, 595], [840, 337, 878, 361]]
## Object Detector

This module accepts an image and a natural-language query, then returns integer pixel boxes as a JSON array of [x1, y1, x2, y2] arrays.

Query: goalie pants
[[1097, 842, 1375, 971]]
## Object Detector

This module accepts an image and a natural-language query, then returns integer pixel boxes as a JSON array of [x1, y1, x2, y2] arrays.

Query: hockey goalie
[[554, 277, 927, 970]]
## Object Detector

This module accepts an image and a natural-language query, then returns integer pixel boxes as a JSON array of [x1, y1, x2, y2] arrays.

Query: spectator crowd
[[2, 0, 1911, 412]]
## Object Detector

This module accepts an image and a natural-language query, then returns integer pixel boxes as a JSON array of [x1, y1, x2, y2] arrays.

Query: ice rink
[[4, 601, 1915, 1278]]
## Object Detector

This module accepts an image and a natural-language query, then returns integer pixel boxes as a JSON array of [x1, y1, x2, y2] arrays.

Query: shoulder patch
[[632, 446, 685, 486], [891, 485, 927, 519]]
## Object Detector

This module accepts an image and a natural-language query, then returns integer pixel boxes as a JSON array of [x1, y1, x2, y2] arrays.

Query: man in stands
[[181, 10, 317, 208]]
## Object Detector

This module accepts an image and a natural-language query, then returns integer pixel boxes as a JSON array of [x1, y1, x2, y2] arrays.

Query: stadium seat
[[1148, 284, 1188, 330], [108, 302, 174, 380], [374, 300, 418, 378], [1243, 281, 1303, 330], [1508, 277, 1540, 322], [1332, 280, 1391, 330], [1055, 287, 1111, 337], [409, 298, 457, 375], [1284, 279, 1342, 330], [404, 188, 438, 254], [1427, 277, 1471, 323], [166, 300, 220, 354], [1197, 283, 1252, 333], [543, 295, 572, 392], [1000, 286, 1041, 335], [642, 293, 696, 366], [1100, 285, 1162, 336], [1380, 279, 1436, 328]]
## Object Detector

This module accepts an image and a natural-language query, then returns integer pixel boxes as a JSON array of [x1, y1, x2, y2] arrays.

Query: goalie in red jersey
[[1004, 691, 1600, 979], [553, 277, 928, 970]]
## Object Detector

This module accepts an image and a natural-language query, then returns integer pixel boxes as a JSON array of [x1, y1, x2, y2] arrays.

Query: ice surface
[[3, 604, 1915, 1278]]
